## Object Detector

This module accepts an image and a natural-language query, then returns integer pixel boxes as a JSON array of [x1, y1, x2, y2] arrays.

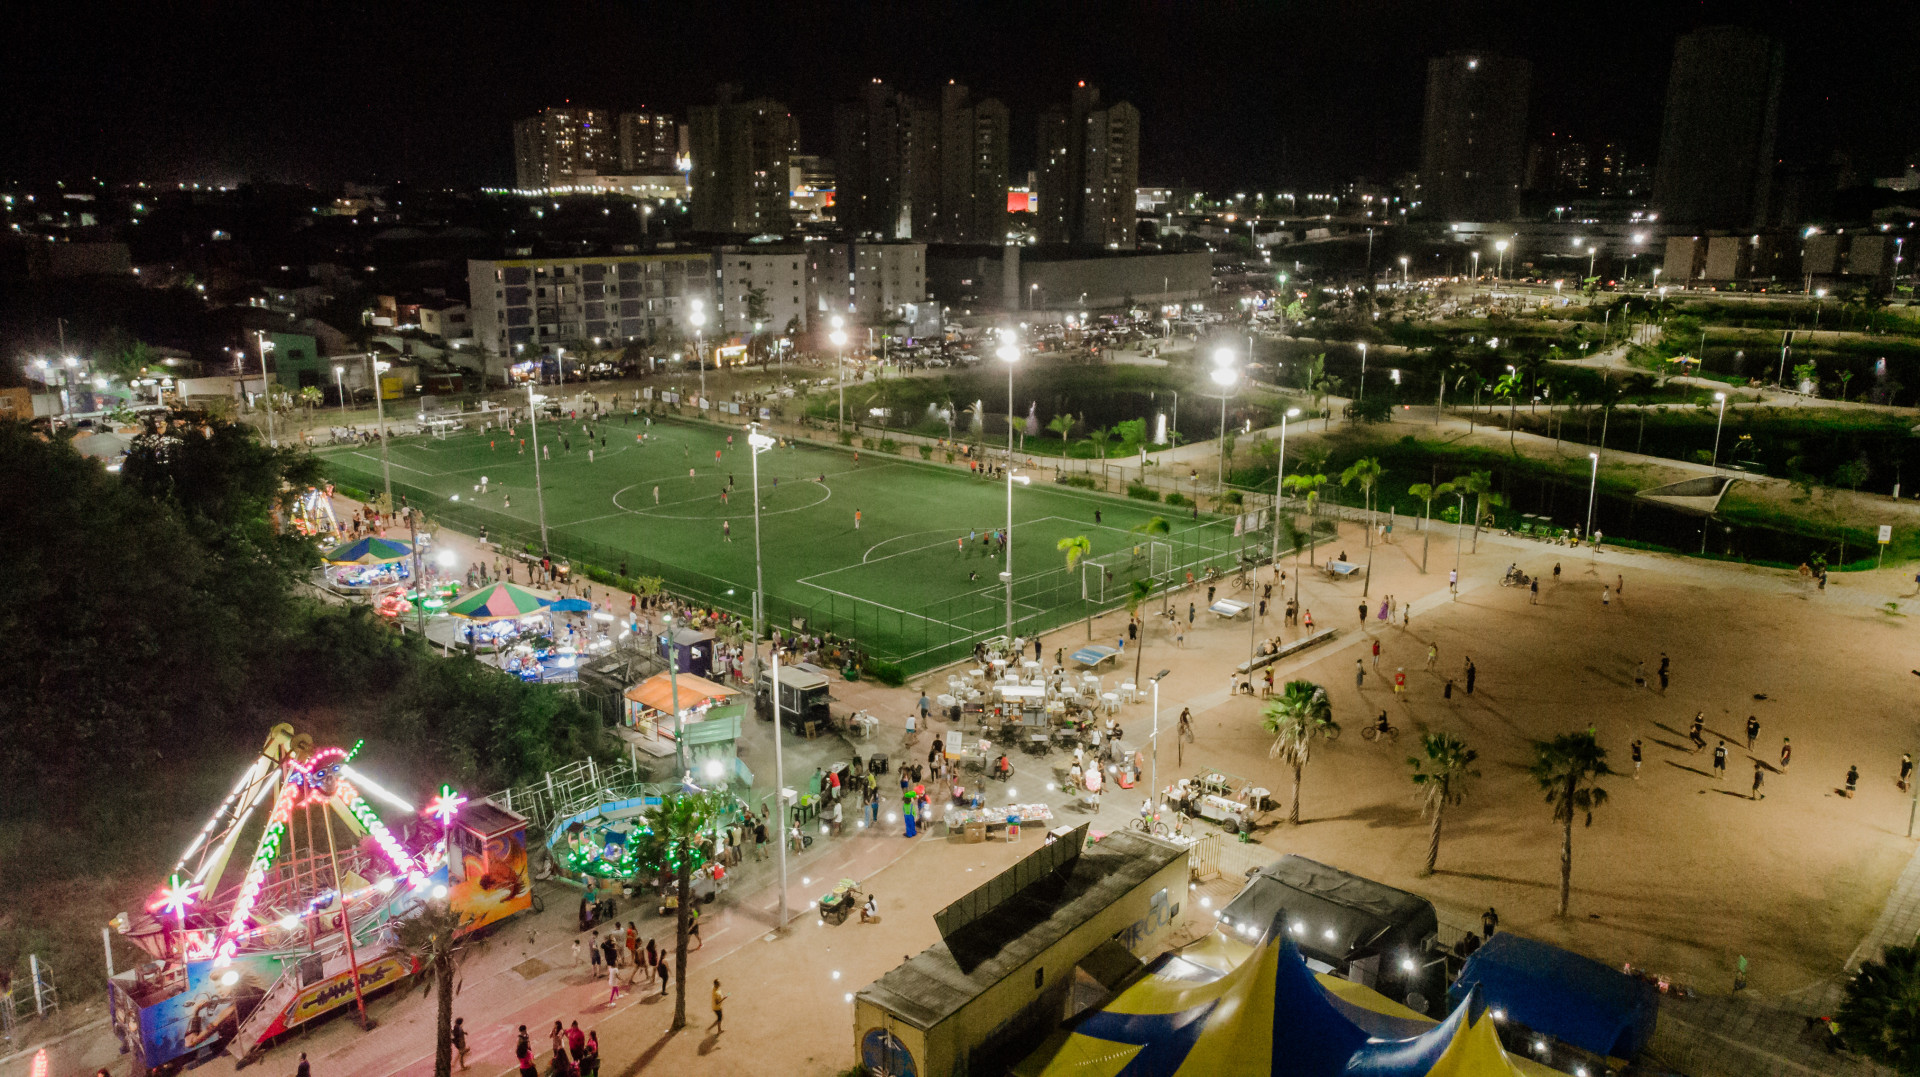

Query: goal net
[[1080, 540, 1176, 605]]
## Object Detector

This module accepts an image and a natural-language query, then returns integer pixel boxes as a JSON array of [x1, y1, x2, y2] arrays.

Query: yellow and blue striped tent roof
[[1014, 929, 1569, 1077]]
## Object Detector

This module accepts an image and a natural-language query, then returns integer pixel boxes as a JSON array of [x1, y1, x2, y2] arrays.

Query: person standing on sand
[[1746, 715, 1760, 750], [1752, 762, 1765, 799], [1781, 737, 1792, 771], [1712, 741, 1728, 778], [1355, 659, 1366, 689], [1371, 639, 1381, 670], [1845, 765, 1859, 797], [1631, 738, 1643, 779], [1688, 713, 1706, 752], [710, 978, 730, 1033], [1358, 602, 1369, 629], [1901, 753, 1914, 792], [1463, 658, 1476, 695]]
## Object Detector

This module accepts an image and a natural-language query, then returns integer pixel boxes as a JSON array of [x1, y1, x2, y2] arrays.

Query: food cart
[[943, 803, 1054, 842], [758, 663, 833, 733], [1166, 769, 1273, 835]]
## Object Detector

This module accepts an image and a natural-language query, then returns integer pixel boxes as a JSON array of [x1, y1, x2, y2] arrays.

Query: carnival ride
[[108, 725, 530, 1074]]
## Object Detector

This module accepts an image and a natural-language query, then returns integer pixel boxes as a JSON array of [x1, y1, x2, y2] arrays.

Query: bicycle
[[1127, 809, 1192, 838], [1361, 722, 1399, 744]]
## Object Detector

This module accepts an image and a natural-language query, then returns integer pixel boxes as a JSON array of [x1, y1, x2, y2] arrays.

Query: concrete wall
[[1662, 236, 1706, 282], [927, 248, 1209, 311]]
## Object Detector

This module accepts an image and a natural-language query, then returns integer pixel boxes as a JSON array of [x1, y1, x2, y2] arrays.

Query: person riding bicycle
[[1375, 711, 1392, 737], [994, 754, 1014, 781]]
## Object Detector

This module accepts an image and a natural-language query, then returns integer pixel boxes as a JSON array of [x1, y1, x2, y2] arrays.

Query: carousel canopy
[[324, 536, 414, 565], [446, 582, 553, 621]]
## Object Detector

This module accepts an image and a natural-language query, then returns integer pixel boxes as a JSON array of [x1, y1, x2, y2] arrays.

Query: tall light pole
[[334, 364, 347, 424], [1269, 407, 1300, 565], [1002, 469, 1029, 642], [1585, 453, 1599, 538], [747, 425, 790, 930], [1357, 342, 1368, 403], [662, 612, 684, 776], [1709, 392, 1727, 472], [254, 330, 277, 447], [689, 301, 707, 404], [1495, 239, 1509, 279], [831, 316, 848, 432], [1398, 255, 1410, 290], [1452, 491, 1467, 598], [1471, 251, 1480, 280], [366, 354, 393, 508], [998, 334, 1020, 457], [1149, 669, 1172, 805], [526, 383, 549, 553], [1209, 348, 1237, 488]]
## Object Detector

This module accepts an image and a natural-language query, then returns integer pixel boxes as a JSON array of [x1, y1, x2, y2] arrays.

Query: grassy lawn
[[316, 417, 1254, 669]]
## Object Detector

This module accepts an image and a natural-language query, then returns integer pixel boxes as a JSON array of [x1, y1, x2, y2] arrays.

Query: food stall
[[943, 803, 1055, 842], [618, 672, 745, 778], [659, 626, 716, 678], [1167, 769, 1273, 835], [758, 663, 833, 733]]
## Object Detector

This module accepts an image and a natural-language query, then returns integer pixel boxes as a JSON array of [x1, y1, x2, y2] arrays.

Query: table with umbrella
[[444, 582, 554, 654]]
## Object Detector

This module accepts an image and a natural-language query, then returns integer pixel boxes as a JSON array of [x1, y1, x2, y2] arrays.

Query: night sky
[[4, 0, 1915, 190]]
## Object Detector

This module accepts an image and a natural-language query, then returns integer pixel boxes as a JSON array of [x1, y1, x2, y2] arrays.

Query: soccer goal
[[1080, 540, 1174, 605]]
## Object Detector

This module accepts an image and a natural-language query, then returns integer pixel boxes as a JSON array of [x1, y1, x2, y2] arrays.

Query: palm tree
[[1047, 412, 1075, 442], [1493, 370, 1524, 450], [1297, 353, 1333, 429], [1058, 534, 1091, 572], [1837, 943, 1920, 1069], [1454, 470, 1500, 553], [1282, 473, 1328, 565], [393, 902, 469, 1077], [1528, 731, 1615, 917], [1262, 680, 1339, 824], [297, 385, 324, 423], [1339, 457, 1383, 539], [1408, 733, 1478, 876], [1125, 577, 1155, 682], [1407, 480, 1453, 573], [1452, 367, 1485, 433], [1085, 426, 1112, 477], [635, 792, 722, 1029]]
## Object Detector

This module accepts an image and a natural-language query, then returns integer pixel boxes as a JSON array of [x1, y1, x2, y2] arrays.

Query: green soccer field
[[316, 417, 1254, 670]]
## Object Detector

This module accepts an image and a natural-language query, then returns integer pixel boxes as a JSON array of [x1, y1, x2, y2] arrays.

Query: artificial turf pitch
[[317, 417, 1246, 669]]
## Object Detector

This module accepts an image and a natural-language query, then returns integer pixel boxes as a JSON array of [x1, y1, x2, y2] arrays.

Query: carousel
[[444, 581, 554, 656], [321, 536, 415, 594]]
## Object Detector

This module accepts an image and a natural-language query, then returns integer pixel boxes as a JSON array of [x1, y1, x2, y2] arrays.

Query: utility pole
[[527, 383, 549, 553], [256, 330, 277, 447]]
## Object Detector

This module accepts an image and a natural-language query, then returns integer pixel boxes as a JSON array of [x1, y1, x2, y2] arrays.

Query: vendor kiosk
[[758, 663, 833, 732]]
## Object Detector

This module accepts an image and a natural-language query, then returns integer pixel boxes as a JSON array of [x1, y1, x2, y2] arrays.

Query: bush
[[839, 432, 855, 447], [863, 659, 907, 686], [334, 483, 369, 502], [1165, 492, 1192, 507], [920, 446, 933, 460], [1126, 483, 1160, 501], [1057, 475, 1098, 490], [879, 439, 899, 455], [1222, 490, 1244, 506], [584, 565, 616, 586]]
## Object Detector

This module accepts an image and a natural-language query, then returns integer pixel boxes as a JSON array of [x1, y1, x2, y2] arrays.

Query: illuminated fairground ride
[[107, 725, 531, 1074]]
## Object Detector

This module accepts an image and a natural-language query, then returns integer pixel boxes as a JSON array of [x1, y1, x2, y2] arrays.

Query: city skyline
[[4, 1, 1917, 190]]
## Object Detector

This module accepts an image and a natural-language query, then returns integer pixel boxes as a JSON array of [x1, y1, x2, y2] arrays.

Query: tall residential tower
[[1034, 82, 1139, 248], [1418, 52, 1530, 221], [1652, 26, 1784, 230]]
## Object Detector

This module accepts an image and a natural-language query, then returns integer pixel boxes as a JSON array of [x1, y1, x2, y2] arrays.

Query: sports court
[[316, 416, 1258, 669]]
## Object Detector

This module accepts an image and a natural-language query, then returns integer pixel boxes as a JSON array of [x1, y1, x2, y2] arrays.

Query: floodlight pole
[[748, 423, 788, 931], [771, 646, 791, 930], [255, 330, 277, 447], [366, 354, 393, 508], [527, 383, 549, 554]]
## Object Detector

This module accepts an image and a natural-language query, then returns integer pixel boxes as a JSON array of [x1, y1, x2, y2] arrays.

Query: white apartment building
[[711, 246, 809, 336], [806, 241, 929, 329], [467, 253, 715, 362]]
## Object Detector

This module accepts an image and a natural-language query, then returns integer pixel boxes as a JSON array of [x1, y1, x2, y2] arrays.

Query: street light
[[746, 424, 790, 931], [1149, 669, 1172, 805], [1398, 255, 1410, 289], [1471, 251, 1480, 280], [1003, 469, 1030, 643], [334, 365, 347, 423], [1495, 239, 1509, 279], [254, 331, 277, 447], [1209, 357, 1237, 487], [365, 354, 393, 508], [830, 321, 849, 431], [689, 301, 707, 403], [1710, 392, 1727, 471], [1270, 407, 1301, 566], [1585, 453, 1599, 539], [997, 334, 1020, 456], [1357, 342, 1368, 403], [526, 383, 549, 553]]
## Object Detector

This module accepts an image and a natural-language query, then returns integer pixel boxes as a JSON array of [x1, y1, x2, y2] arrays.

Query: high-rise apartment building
[[688, 89, 796, 235], [1034, 83, 1140, 248], [1418, 53, 1530, 221], [711, 246, 810, 335], [618, 111, 682, 174], [833, 81, 1007, 243], [512, 107, 618, 190], [1653, 26, 1784, 230]]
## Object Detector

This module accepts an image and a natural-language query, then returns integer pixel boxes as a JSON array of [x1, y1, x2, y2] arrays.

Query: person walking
[[657, 946, 671, 998], [297, 1054, 311, 1077], [753, 817, 768, 861], [1712, 741, 1727, 779], [1658, 655, 1670, 693], [855, 508, 862, 530], [1780, 736, 1793, 771], [452, 1017, 471, 1070], [644, 938, 660, 988], [1845, 765, 1860, 798], [1601, 587, 1611, 607], [1448, 568, 1458, 596], [1393, 667, 1406, 695], [516, 1040, 538, 1077], [571, 937, 582, 966], [1529, 578, 1538, 604], [589, 931, 602, 971], [567, 1020, 586, 1065], [1901, 753, 1914, 792], [1463, 658, 1476, 696], [1746, 715, 1760, 751], [1630, 738, 1643, 779], [1751, 762, 1765, 800], [1355, 659, 1366, 689], [1482, 907, 1499, 938], [1425, 642, 1438, 670], [710, 978, 730, 1034], [723, 519, 732, 542], [1443, 678, 1455, 702], [1371, 639, 1381, 670], [1688, 713, 1706, 753], [1358, 602, 1369, 629]]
